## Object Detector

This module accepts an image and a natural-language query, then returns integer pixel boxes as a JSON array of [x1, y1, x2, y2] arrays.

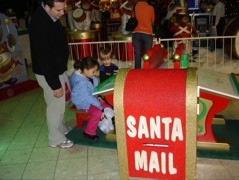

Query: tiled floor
[[0, 69, 239, 180]]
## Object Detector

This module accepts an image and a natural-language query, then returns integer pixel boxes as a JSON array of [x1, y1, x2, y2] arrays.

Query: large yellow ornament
[[173, 53, 180, 61], [143, 53, 150, 61], [3, 19, 9, 25]]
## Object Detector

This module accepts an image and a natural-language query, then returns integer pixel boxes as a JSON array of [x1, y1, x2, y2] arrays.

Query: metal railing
[[68, 35, 239, 74]]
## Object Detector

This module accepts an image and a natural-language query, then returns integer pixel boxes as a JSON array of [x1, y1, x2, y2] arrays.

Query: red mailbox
[[114, 68, 198, 179]]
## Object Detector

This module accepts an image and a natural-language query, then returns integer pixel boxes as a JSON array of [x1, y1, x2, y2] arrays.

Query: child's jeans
[[83, 103, 111, 135]]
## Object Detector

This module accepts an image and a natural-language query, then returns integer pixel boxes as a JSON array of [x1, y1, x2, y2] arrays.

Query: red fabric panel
[[123, 69, 187, 179]]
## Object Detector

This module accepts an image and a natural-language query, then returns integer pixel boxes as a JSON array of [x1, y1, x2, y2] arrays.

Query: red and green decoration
[[142, 44, 168, 69], [167, 5, 195, 68]]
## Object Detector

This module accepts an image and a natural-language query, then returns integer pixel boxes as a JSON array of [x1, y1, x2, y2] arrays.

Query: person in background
[[119, 0, 134, 35], [70, 57, 112, 141], [29, 0, 74, 148], [132, 0, 155, 69], [18, 10, 31, 29], [209, 0, 225, 51], [99, 48, 119, 83], [212, 0, 225, 36], [101, 3, 111, 40]]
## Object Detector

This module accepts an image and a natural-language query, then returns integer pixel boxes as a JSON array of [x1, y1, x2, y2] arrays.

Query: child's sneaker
[[83, 132, 99, 141]]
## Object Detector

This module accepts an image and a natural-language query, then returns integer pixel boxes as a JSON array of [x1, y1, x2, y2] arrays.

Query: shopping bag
[[98, 108, 114, 134], [125, 17, 138, 31]]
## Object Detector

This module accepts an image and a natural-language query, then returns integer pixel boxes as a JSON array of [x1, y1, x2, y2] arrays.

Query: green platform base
[[66, 123, 116, 149], [67, 120, 239, 160], [197, 120, 239, 160]]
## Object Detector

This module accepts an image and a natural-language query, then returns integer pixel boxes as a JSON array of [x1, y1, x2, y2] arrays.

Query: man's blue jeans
[[132, 32, 153, 69]]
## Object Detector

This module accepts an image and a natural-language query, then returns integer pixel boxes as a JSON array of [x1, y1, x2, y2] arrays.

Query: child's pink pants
[[83, 103, 111, 135]]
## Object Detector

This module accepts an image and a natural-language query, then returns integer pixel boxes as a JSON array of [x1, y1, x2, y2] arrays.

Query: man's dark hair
[[42, 0, 65, 8]]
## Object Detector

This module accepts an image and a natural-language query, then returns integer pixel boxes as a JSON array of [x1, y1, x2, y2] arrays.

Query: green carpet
[[67, 120, 239, 160], [66, 122, 117, 149]]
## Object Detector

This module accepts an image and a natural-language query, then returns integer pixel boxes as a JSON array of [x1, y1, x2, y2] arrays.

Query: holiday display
[[223, 16, 239, 59], [114, 68, 198, 179], [110, 1, 121, 20], [90, 0, 101, 22], [66, 29, 98, 60], [167, 0, 195, 66], [143, 43, 168, 69], [168, 6, 195, 58], [0, 13, 27, 89], [67, 0, 92, 30], [197, 69, 239, 150], [113, 34, 134, 61]]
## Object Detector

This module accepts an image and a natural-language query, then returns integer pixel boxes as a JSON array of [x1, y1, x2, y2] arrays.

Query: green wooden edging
[[94, 74, 116, 93], [229, 73, 239, 95]]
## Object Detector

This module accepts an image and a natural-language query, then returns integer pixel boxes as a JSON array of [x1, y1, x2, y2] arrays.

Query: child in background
[[99, 48, 119, 83], [70, 57, 112, 141]]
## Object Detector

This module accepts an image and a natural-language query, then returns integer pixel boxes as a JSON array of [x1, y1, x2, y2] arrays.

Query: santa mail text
[[126, 115, 185, 174]]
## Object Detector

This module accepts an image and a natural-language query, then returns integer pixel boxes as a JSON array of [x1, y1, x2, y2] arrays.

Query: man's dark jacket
[[29, 6, 69, 90]]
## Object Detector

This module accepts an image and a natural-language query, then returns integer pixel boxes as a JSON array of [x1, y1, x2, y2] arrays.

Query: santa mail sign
[[114, 68, 197, 180]]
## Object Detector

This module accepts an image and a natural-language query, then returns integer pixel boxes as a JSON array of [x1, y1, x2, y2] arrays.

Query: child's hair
[[74, 56, 100, 71], [99, 48, 113, 61]]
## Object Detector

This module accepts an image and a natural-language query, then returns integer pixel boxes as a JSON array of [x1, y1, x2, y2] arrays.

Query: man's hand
[[54, 88, 64, 98]]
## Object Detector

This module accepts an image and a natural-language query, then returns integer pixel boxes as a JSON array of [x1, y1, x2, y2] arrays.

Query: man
[[119, 0, 134, 35], [29, 0, 74, 148], [209, 0, 225, 51], [133, 0, 155, 69], [212, 0, 225, 36]]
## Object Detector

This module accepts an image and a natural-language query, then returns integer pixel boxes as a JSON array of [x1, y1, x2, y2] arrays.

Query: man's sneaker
[[50, 139, 74, 148]]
